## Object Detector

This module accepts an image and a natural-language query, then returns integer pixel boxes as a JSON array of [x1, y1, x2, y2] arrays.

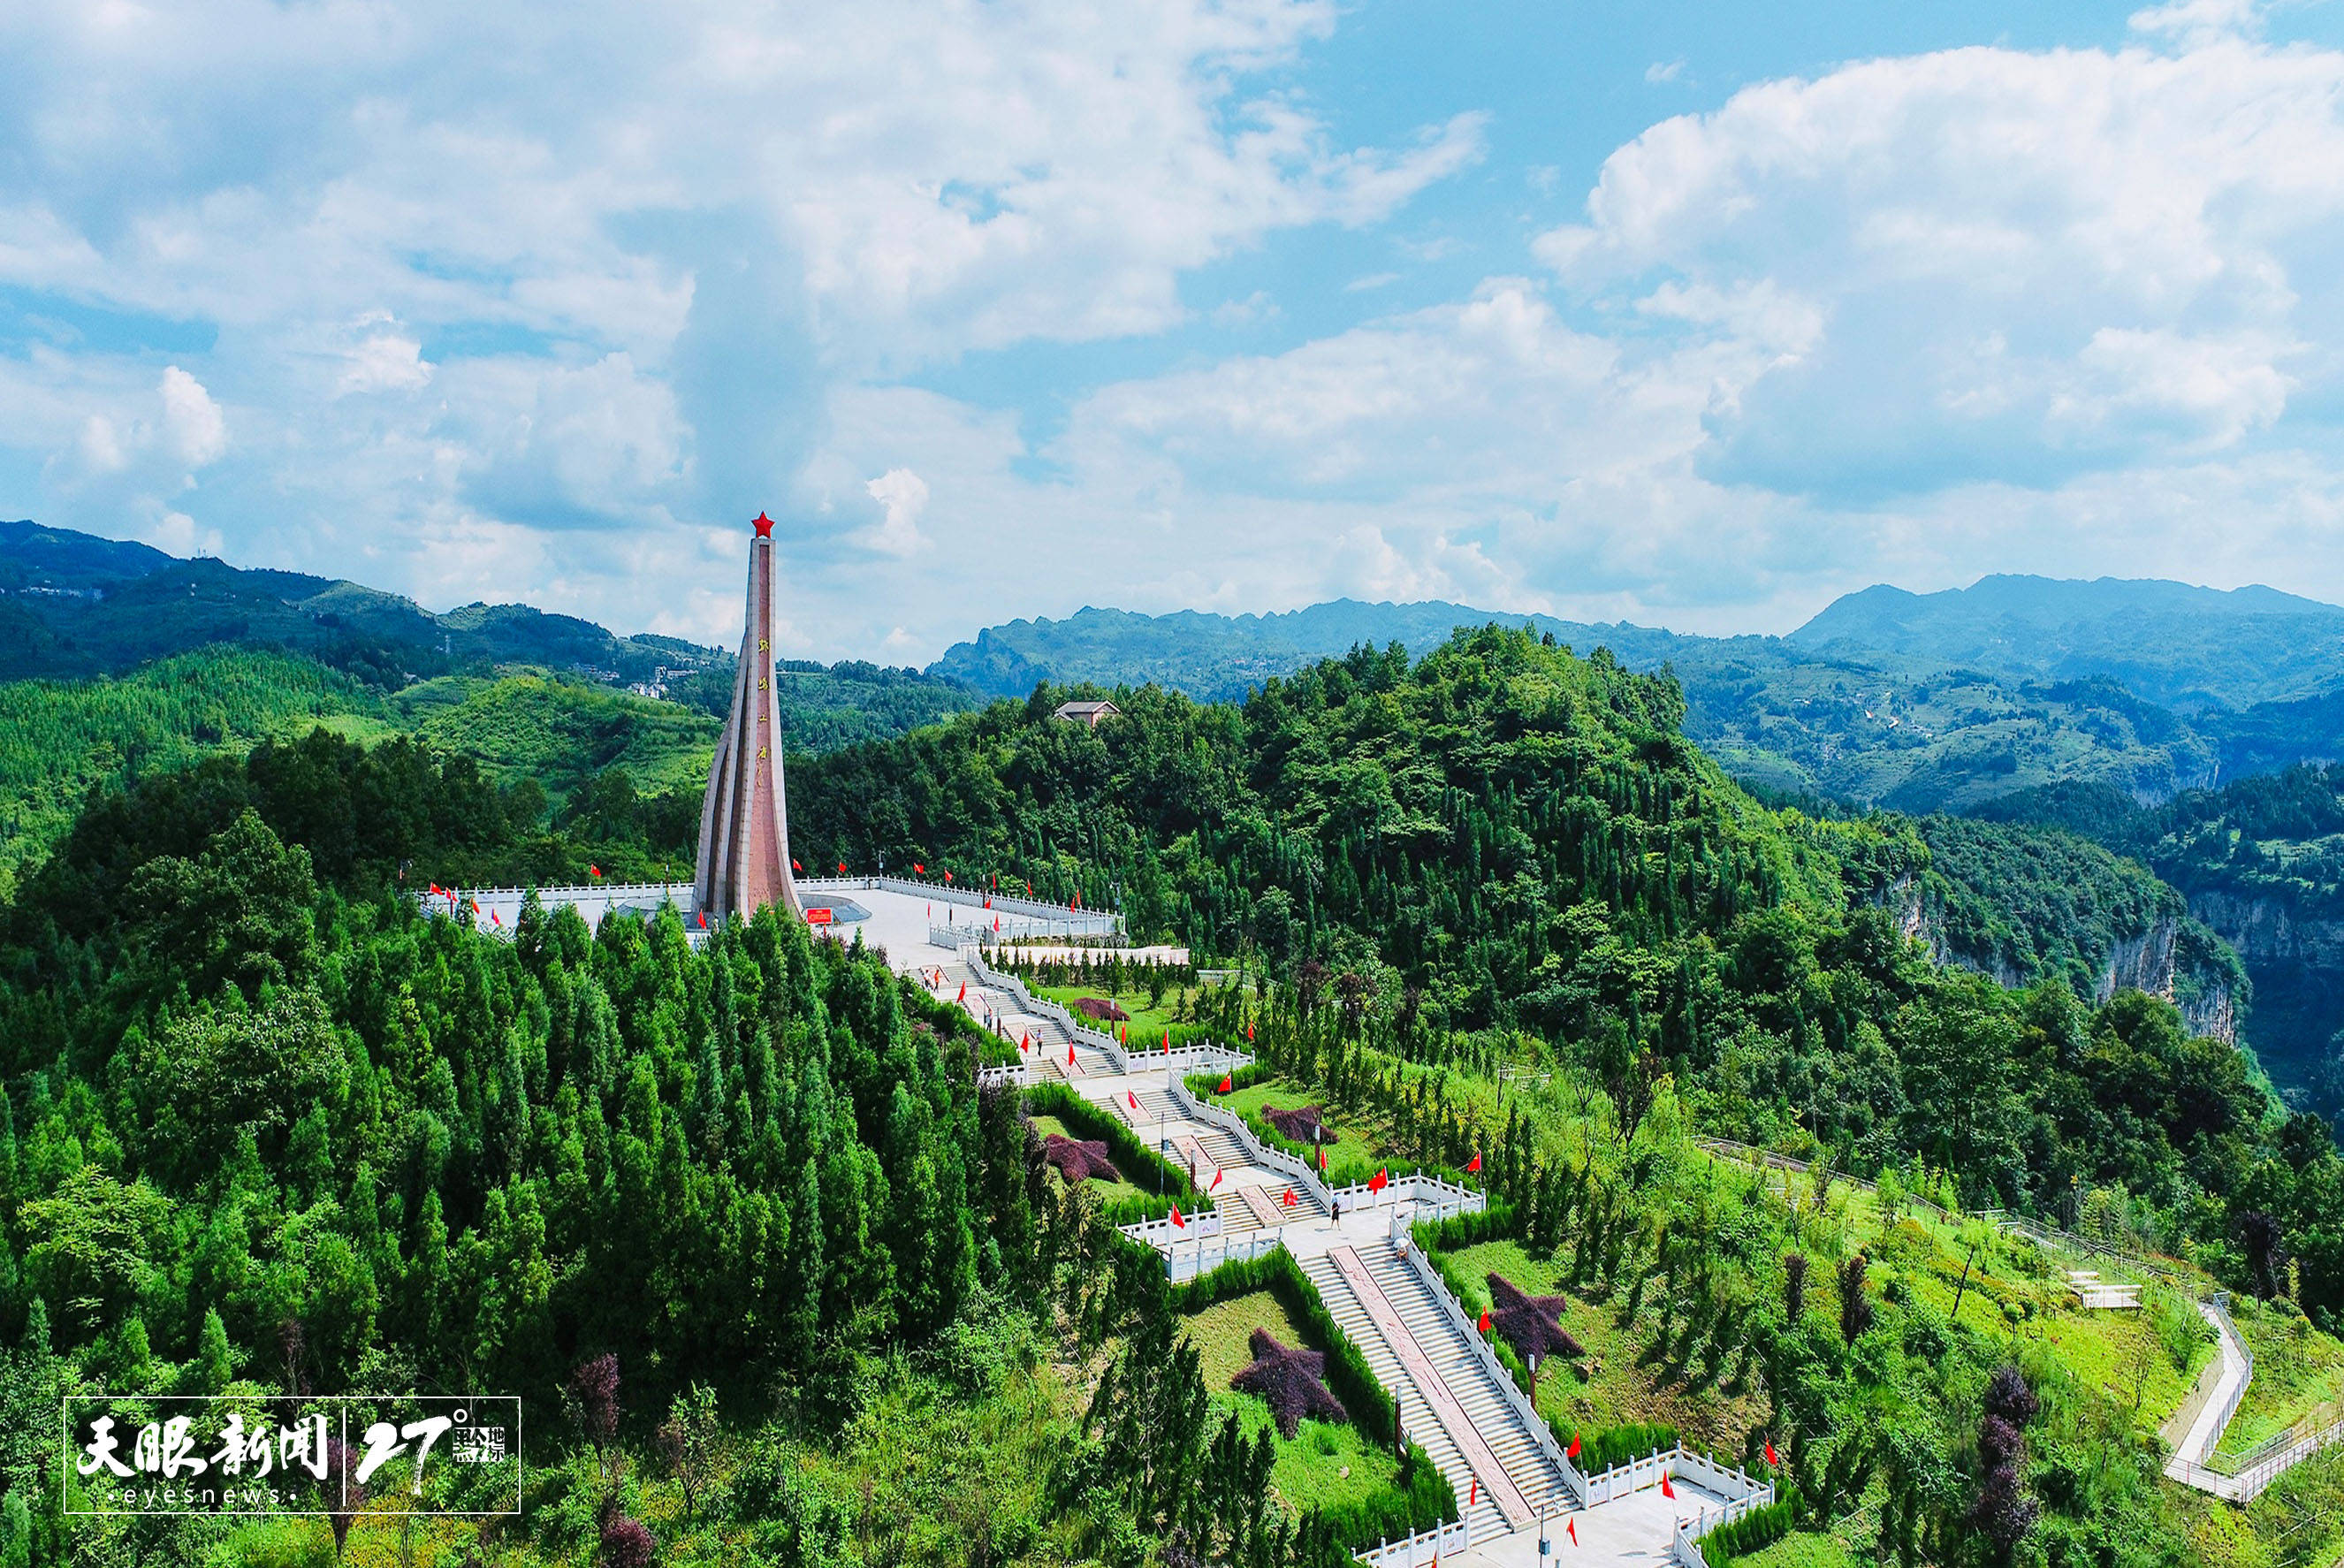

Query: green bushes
[[1186, 1062, 1278, 1099], [1698, 1488, 1800, 1568], [1026, 1080, 1198, 1199], [1556, 1420, 1679, 1476], [1413, 1203, 1519, 1252]]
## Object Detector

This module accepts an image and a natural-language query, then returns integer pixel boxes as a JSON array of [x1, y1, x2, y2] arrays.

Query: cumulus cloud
[[4, 3, 2343, 654], [862, 468, 930, 558], [160, 367, 225, 468]]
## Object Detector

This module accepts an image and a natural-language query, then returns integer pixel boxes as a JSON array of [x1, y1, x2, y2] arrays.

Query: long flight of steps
[[1108, 1084, 1328, 1229], [1302, 1244, 1570, 1541]]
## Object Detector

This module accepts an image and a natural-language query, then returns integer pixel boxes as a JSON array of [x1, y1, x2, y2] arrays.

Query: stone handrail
[[1152, 1229, 1283, 1283], [799, 874, 1120, 932], [966, 953, 1133, 1070], [1670, 1471, 1777, 1568], [976, 1062, 1031, 1089], [1580, 1443, 1769, 1511], [1394, 1231, 1584, 1504], [1122, 1208, 1223, 1246], [1356, 1511, 1472, 1568], [1168, 1078, 1336, 1211]]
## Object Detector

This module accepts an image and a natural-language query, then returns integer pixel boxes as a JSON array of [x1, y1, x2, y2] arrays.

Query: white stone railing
[[965, 952, 1134, 1069], [1121, 1208, 1224, 1246], [976, 1062, 1031, 1090], [1672, 1479, 1776, 1568], [1392, 1233, 1582, 1504], [798, 874, 1120, 933], [1153, 1229, 1284, 1283], [1580, 1443, 1770, 1511], [1355, 1511, 1472, 1568], [1168, 1078, 1335, 1211]]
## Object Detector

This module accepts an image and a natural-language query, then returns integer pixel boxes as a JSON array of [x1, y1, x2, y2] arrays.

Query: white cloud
[[339, 330, 434, 396], [159, 366, 225, 467], [1645, 59, 1686, 83], [862, 468, 930, 558], [147, 509, 224, 557]]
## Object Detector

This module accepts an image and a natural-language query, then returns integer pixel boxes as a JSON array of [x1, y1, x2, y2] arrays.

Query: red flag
[[1566, 1433, 1581, 1459], [1169, 1204, 1185, 1229], [1067, 1043, 1077, 1066], [590, 864, 601, 878], [1318, 1146, 1328, 1170], [697, 910, 708, 929], [1371, 1168, 1389, 1193], [792, 858, 802, 871], [1020, 1032, 1031, 1051], [1162, 1028, 1171, 1049], [1467, 1478, 1478, 1506], [837, 861, 847, 874], [1763, 1439, 1778, 1467], [1210, 1168, 1223, 1190], [428, 882, 441, 895], [957, 983, 967, 1002], [1478, 1310, 1490, 1333], [1567, 1519, 1578, 1546], [944, 869, 953, 883], [1281, 1187, 1297, 1206], [1245, 1022, 1255, 1041], [1128, 1090, 1139, 1111], [1661, 1473, 1675, 1500], [984, 896, 992, 909], [915, 862, 925, 874], [1467, 1152, 1482, 1173], [993, 917, 1001, 932], [491, 909, 502, 925], [1218, 1075, 1233, 1093]]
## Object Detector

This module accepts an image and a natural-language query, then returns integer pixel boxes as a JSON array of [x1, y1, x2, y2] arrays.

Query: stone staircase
[[1303, 1244, 1569, 1541], [2065, 1268, 2142, 1309]]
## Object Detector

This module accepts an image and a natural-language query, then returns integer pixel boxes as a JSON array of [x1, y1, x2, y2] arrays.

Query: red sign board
[[805, 908, 833, 925]]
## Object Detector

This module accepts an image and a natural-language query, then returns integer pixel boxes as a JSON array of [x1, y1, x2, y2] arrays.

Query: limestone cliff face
[[2188, 889, 2344, 966], [1884, 876, 2240, 1044]]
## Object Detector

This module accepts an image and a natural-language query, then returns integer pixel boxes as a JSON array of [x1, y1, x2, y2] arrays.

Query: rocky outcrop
[[1886, 878, 2241, 1045], [2187, 890, 2344, 966]]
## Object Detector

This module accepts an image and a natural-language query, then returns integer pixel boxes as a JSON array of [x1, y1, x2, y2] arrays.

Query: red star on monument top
[[751, 512, 776, 537]]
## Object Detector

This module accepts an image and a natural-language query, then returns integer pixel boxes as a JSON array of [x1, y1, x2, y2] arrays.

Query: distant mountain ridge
[[928, 578, 2344, 812], [1790, 574, 2344, 710]]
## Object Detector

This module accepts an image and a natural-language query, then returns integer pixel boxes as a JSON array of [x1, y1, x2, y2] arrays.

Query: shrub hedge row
[[1026, 1079, 1199, 1200], [1699, 1488, 1800, 1568]]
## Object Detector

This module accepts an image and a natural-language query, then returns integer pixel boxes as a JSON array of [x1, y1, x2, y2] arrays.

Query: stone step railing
[[976, 1062, 1032, 1089], [1168, 1078, 1335, 1212], [966, 952, 1132, 1069], [799, 874, 1120, 934], [1389, 1236, 1581, 1505], [1581, 1443, 1772, 1513], [1151, 1229, 1284, 1283], [1670, 1465, 1777, 1568], [1355, 1512, 1472, 1568], [1122, 1208, 1224, 1246]]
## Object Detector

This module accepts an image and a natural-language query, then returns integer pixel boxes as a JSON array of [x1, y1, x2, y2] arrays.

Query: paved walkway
[[834, 882, 1762, 1565]]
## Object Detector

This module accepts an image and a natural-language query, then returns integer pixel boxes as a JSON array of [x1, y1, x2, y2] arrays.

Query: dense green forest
[[0, 627, 2340, 1565], [0, 726, 1385, 1566], [793, 629, 2340, 1321]]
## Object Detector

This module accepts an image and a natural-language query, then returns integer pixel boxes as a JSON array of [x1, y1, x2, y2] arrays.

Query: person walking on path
[[1330, 1198, 1342, 1229]]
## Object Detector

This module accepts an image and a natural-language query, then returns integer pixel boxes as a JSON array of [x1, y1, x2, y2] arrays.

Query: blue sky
[[4, 0, 2343, 659]]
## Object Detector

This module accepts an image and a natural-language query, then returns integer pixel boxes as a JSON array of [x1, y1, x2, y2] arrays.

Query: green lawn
[[1181, 1289, 1405, 1515], [1738, 1530, 1858, 1568], [1438, 1237, 1769, 1452], [1031, 979, 1198, 1037]]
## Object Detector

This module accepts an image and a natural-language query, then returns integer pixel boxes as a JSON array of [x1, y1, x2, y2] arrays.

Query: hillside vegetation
[[794, 629, 2339, 1320]]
